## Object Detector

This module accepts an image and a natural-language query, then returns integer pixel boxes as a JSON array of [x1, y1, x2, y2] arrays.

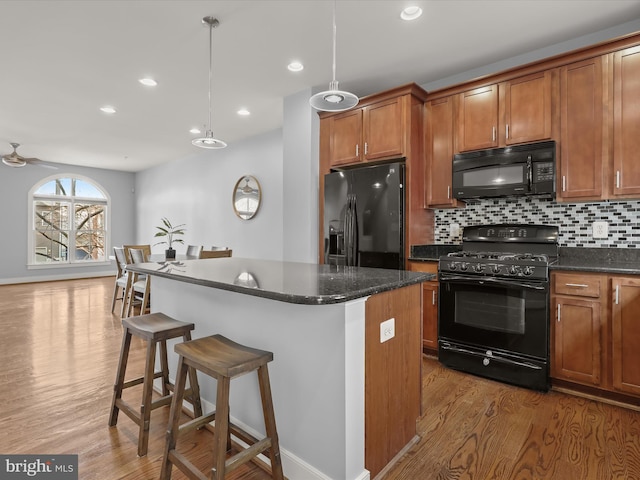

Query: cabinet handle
[[616, 170, 621, 189], [557, 303, 561, 322], [364, 142, 368, 155], [562, 175, 566, 192], [615, 285, 619, 305], [447, 185, 450, 199], [565, 283, 589, 288], [432, 290, 436, 305], [355, 144, 359, 157], [506, 124, 509, 139], [492, 127, 496, 142]]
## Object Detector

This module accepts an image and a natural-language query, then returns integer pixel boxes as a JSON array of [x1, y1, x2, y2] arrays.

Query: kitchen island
[[127, 257, 431, 480]]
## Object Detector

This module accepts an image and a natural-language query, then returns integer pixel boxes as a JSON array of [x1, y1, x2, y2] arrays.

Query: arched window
[[29, 175, 109, 265]]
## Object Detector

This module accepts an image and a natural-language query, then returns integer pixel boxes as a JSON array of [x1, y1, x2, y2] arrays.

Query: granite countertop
[[127, 257, 433, 305], [553, 247, 640, 275]]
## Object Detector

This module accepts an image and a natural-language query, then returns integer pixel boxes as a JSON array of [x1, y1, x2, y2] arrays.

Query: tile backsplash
[[434, 197, 640, 248]]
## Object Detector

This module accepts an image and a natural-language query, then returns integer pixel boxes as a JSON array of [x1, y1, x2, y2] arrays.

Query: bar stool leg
[[257, 365, 284, 480], [160, 356, 189, 480], [138, 338, 157, 457], [159, 340, 170, 396], [183, 332, 203, 418], [108, 328, 132, 427], [212, 376, 231, 480]]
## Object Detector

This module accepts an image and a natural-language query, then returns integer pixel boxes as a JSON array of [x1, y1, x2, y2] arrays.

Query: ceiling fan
[[2, 142, 57, 169]]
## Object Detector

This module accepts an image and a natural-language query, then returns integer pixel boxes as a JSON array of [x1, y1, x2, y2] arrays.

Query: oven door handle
[[440, 343, 543, 371], [439, 274, 547, 291]]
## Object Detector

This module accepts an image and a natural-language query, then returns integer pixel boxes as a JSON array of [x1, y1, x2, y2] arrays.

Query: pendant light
[[192, 16, 227, 149], [309, 0, 358, 112]]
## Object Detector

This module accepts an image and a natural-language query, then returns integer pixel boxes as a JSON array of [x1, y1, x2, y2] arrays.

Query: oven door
[[438, 273, 549, 360]]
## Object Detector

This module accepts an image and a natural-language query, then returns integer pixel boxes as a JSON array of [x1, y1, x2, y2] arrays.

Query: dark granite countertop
[[127, 257, 433, 305], [553, 247, 640, 275], [409, 244, 461, 262]]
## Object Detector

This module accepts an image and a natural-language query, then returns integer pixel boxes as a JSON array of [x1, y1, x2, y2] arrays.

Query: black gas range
[[438, 224, 559, 391]]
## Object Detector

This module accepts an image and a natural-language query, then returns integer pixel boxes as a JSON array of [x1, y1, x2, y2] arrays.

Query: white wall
[[135, 129, 285, 260], [0, 163, 135, 284]]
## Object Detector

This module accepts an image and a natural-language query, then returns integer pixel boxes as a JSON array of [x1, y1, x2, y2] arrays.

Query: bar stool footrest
[[178, 411, 217, 435], [225, 437, 272, 474], [167, 450, 209, 480]]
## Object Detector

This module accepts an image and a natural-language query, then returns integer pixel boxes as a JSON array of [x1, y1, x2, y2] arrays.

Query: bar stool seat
[[160, 334, 284, 480], [108, 312, 203, 457]]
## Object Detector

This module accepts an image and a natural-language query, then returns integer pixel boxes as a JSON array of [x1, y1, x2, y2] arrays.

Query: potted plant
[[154, 217, 185, 260]]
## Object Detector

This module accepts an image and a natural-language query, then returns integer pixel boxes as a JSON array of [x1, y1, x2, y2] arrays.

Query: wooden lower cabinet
[[611, 276, 640, 396], [408, 261, 439, 353], [551, 271, 640, 402]]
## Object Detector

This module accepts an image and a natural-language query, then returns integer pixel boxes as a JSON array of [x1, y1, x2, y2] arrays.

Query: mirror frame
[[232, 175, 262, 220]]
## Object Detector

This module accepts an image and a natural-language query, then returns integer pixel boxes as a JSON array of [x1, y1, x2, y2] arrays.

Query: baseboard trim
[[0, 271, 113, 285]]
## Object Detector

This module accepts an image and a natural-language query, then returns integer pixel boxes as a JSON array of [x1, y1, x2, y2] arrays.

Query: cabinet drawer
[[408, 261, 438, 275], [553, 272, 604, 298]]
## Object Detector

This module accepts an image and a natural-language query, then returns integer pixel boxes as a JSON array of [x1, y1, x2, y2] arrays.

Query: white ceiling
[[2, 0, 640, 172]]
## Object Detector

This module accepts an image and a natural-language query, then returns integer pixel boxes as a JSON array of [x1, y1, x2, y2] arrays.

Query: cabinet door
[[503, 71, 553, 145], [422, 283, 438, 351], [613, 46, 640, 196], [558, 57, 605, 200], [458, 85, 498, 152], [329, 109, 362, 167], [552, 295, 602, 386], [363, 97, 405, 161], [426, 96, 459, 207], [611, 276, 640, 396]]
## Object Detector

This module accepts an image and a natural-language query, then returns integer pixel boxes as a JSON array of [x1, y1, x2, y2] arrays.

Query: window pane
[[34, 178, 72, 196], [75, 203, 105, 231], [75, 231, 105, 261], [74, 179, 106, 199], [34, 201, 69, 263]]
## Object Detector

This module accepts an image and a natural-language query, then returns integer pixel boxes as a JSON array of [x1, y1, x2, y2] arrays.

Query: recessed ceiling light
[[400, 6, 422, 21], [100, 106, 116, 114], [287, 61, 304, 72], [138, 77, 158, 87], [237, 108, 250, 116], [189, 128, 201, 134]]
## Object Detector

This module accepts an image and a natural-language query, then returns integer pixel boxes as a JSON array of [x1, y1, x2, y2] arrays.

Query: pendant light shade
[[309, 0, 358, 112], [192, 16, 227, 149]]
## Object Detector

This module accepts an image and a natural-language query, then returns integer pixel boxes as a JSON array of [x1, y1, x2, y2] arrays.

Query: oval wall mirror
[[233, 175, 261, 220]]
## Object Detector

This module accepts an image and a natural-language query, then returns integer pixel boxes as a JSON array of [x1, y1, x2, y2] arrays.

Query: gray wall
[[0, 163, 135, 284]]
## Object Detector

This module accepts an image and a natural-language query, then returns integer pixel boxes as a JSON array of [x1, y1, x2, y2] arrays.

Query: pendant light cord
[[331, 0, 337, 84], [207, 19, 213, 132]]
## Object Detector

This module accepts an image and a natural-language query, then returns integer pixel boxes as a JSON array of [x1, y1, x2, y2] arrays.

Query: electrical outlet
[[449, 223, 461, 237], [592, 221, 609, 239], [380, 318, 395, 343]]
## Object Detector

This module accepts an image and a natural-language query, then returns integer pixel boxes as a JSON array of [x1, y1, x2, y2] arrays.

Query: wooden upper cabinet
[[503, 70, 553, 145], [612, 45, 640, 197], [363, 97, 405, 161], [611, 276, 640, 396], [457, 85, 498, 152], [558, 56, 605, 200], [328, 109, 363, 167], [425, 96, 460, 208], [457, 71, 553, 153], [327, 96, 405, 167]]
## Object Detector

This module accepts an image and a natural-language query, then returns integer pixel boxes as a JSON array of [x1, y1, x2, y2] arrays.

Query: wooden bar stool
[[108, 312, 203, 457], [160, 334, 284, 480]]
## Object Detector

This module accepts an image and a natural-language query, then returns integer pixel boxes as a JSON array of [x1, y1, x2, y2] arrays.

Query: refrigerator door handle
[[344, 194, 354, 266], [351, 194, 358, 266]]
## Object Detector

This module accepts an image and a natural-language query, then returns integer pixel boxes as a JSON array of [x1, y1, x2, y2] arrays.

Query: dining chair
[[199, 249, 233, 259], [123, 248, 151, 318], [121, 245, 151, 317], [111, 247, 129, 313], [186, 245, 203, 259]]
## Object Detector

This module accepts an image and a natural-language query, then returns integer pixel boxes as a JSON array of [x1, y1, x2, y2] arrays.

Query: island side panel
[[365, 283, 422, 477], [151, 276, 368, 480]]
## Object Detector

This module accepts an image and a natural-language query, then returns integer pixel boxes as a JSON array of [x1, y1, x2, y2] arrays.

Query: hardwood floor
[[1, 277, 639, 480]]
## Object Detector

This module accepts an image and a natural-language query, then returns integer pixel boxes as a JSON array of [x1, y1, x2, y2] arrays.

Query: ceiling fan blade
[[2, 155, 27, 167]]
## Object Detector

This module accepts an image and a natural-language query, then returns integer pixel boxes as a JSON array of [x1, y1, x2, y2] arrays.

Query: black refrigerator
[[323, 162, 405, 269]]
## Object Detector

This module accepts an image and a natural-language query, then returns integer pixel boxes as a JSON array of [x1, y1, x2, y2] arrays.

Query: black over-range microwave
[[452, 140, 556, 200]]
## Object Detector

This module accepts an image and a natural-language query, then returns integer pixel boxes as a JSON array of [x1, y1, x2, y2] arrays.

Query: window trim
[[27, 173, 111, 268]]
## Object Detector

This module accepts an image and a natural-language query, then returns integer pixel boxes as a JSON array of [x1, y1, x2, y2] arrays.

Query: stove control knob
[[492, 265, 501, 274], [474, 263, 484, 273], [449, 262, 457, 271], [509, 265, 518, 275], [459, 262, 468, 271], [523, 266, 534, 276]]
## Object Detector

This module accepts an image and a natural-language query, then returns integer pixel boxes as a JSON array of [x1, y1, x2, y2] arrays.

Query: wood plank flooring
[[1, 277, 639, 480]]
